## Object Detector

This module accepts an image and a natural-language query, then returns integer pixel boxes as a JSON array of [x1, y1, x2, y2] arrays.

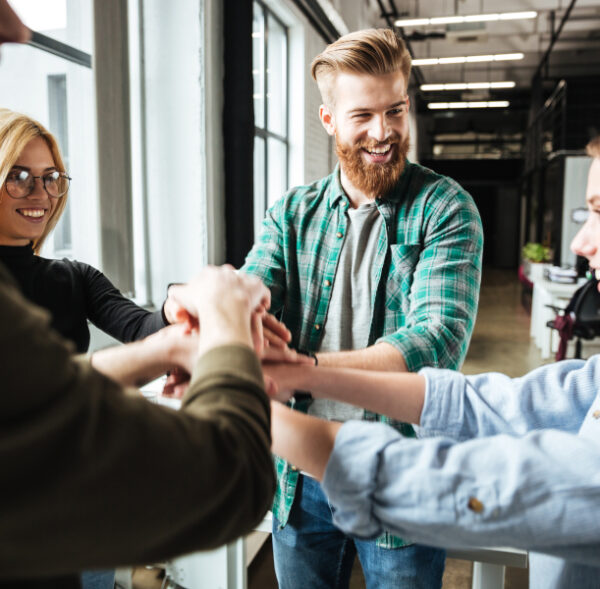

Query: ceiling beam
[[533, 0, 578, 80]]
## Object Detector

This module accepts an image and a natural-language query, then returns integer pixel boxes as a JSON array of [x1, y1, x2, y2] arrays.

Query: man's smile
[[361, 143, 395, 164]]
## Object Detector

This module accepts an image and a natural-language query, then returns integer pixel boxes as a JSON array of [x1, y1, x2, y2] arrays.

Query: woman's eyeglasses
[[4, 168, 71, 199]]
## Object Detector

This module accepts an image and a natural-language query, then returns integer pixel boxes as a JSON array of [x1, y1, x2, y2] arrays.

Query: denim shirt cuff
[[322, 421, 402, 539], [415, 368, 467, 439]]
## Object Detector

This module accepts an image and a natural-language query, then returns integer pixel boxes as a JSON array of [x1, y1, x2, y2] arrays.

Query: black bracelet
[[298, 349, 318, 366], [294, 391, 312, 401]]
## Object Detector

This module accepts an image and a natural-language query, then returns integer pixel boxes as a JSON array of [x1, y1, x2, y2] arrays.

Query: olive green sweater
[[0, 263, 275, 587]]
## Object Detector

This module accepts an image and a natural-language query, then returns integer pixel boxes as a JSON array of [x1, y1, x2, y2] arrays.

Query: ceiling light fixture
[[428, 100, 510, 109], [395, 11, 537, 27], [421, 81, 516, 91], [413, 53, 524, 66]]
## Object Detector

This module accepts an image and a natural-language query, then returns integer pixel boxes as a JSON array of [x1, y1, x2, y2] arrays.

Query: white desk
[[145, 389, 528, 589], [164, 513, 528, 589], [530, 277, 585, 359]]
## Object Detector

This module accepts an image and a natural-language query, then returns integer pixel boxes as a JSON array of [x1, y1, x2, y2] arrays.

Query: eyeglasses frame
[[3, 170, 72, 199]]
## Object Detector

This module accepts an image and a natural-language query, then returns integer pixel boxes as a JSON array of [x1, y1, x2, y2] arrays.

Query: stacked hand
[[262, 362, 312, 402], [162, 265, 314, 397]]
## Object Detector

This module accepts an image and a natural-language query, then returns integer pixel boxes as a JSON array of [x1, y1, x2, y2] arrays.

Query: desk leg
[[165, 539, 246, 589], [227, 539, 247, 589], [472, 561, 505, 589]]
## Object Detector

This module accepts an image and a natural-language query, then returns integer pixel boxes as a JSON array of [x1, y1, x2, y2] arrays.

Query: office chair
[[547, 279, 600, 360]]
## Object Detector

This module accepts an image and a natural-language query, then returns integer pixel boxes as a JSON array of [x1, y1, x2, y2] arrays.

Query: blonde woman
[[0, 108, 172, 589], [0, 108, 170, 354]]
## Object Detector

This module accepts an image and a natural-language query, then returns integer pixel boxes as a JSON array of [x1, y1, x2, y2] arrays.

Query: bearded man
[[242, 28, 483, 589]]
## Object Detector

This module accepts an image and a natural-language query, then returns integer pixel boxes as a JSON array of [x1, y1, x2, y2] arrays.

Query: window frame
[[253, 0, 290, 235]]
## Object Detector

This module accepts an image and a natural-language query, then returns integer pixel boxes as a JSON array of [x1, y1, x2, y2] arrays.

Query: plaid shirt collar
[[326, 161, 414, 209]]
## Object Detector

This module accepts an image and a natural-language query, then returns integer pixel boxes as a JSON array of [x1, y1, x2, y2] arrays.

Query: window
[[252, 1, 289, 237], [0, 1, 213, 350], [0, 0, 99, 266]]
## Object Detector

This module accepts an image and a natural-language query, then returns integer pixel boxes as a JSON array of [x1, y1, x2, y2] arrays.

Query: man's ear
[[319, 104, 336, 137]]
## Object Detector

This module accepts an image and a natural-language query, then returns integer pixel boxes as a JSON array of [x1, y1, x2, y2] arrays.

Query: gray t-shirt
[[308, 201, 383, 422]]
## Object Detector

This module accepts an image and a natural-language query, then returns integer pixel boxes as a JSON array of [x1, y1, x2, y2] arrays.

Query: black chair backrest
[[573, 279, 600, 327]]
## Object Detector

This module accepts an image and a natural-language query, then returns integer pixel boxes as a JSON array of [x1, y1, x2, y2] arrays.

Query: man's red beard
[[336, 134, 410, 199]]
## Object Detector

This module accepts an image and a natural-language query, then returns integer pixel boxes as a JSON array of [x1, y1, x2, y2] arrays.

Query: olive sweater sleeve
[[0, 264, 275, 578]]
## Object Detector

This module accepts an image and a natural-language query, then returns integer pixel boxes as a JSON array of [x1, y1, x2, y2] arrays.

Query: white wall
[[303, 26, 331, 184], [141, 0, 208, 301]]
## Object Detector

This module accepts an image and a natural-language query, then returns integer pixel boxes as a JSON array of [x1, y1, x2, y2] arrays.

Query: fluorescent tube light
[[499, 11, 538, 20], [429, 16, 464, 24], [427, 100, 510, 109], [439, 56, 467, 64], [495, 53, 524, 61], [466, 54, 495, 63], [490, 81, 516, 89], [413, 53, 524, 66], [464, 14, 500, 22], [420, 81, 516, 91], [395, 18, 430, 26], [412, 58, 439, 66], [395, 11, 537, 27]]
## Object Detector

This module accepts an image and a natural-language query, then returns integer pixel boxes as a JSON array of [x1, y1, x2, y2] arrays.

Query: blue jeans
[[80, 570, 115, 589], [272, 475, 445, 589]]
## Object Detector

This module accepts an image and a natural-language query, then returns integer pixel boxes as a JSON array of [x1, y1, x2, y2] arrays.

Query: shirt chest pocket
[[386, 244, 421, 313]]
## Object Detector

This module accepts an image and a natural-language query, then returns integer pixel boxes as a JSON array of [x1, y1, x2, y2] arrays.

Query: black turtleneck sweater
[[0, 244, 166, 352]]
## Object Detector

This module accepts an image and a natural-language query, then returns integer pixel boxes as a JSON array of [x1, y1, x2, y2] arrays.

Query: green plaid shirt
[[242, 161, 483, 548]]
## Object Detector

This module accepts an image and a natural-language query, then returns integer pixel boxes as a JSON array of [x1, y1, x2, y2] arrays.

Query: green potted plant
[[522, 242, 551, 282]]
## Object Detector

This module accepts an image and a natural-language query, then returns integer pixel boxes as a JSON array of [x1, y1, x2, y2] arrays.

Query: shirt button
[[315, 324, 321, 331], [324, 279, 331, 287], [467, 497, 484, 513], [593, 410, 600, 419], [291, 466, 298, 472], [336, 231, 343, 238]]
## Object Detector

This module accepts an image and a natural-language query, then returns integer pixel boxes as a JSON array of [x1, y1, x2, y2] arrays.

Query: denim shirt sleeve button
[[467, 496, 484, 513]]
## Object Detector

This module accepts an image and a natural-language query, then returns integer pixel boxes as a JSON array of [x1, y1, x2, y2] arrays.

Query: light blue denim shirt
[[322, 357, 600, 588]]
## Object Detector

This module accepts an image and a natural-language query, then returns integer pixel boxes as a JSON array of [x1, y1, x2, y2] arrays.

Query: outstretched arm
[[89, 324, 197, 388], [0, 265, 275, 577], [265, 357, 599, 439], [270, 401, 340, 479], [270, 404, 600, 568], [264, 363, 425, 424]]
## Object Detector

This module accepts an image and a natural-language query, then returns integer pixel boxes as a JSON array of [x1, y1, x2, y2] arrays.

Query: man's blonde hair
[[310, 28, 412, 105], [0, 108, 68, 254], [586, 136, 600, 158]]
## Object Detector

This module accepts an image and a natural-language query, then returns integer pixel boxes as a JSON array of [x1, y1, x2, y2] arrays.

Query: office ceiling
[[375, 0, 600, 92]]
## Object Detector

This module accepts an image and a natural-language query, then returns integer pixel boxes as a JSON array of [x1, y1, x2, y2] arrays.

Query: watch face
[[572, 208, 590, 224]]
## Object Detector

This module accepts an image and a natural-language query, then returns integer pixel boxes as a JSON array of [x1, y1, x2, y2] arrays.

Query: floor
[[132, 266, 539, 589]]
